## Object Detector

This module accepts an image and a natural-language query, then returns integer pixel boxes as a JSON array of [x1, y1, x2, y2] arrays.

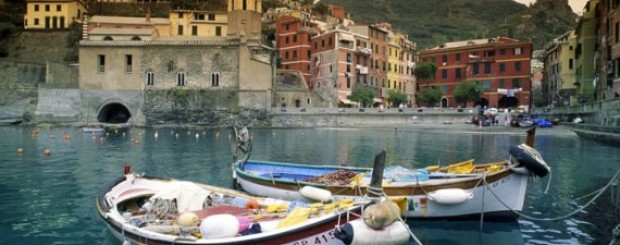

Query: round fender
[[509, 144, 550, 177], [427, 188, 473, 205]]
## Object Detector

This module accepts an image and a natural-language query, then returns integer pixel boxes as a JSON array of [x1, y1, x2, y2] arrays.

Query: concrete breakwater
[[271, 108, 476, 127]]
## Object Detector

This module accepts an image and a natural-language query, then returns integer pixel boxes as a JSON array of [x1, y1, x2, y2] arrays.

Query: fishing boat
[[232, 127, 550, 219], [97, 153, 412, 245]]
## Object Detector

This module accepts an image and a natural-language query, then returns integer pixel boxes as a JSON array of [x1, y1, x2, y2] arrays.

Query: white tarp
[[150, 181, 211, 212]]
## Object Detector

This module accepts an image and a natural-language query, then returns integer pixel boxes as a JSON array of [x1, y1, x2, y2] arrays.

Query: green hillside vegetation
[[320, 0, 576, 49]]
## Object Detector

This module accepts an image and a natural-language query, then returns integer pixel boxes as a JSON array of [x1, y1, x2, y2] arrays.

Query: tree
[[313, 3, 329, 15], [413, 62, 437, 82], [453, 81, 482, 107], [387, 90, 408, 108], [416, 87, 442, 107], [348, 86, 375, 108]]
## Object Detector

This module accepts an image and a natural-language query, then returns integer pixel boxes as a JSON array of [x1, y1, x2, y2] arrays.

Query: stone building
[[78, 0, 273, 125]]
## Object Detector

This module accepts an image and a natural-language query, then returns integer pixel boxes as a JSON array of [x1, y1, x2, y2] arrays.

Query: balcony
[[356, 46, 372, 56]]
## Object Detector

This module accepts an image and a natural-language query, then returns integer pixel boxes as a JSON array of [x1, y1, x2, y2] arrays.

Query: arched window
[[131, 36, 141, 41], [211, 72, 220, 86], [103, 36, 113, 41]]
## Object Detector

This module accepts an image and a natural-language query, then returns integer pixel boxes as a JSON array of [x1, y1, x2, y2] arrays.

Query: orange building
[[418, 37, 533, 109], [275, 14, 316, 89]]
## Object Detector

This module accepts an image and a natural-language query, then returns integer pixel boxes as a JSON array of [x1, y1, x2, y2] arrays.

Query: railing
[[273, 107, 478, 114]]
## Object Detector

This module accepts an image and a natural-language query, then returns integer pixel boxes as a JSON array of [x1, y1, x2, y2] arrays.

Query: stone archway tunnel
[[97, 103, 131, 124]]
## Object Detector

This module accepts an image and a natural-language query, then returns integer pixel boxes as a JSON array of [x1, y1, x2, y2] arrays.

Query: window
[[499, 79, 505, 88], [34, 5, 39, 11], [321, 39, 325, 47], [456, 53, 461, 61], [499, 63, 505, 72], [56, 4, 61, 11], [97, 55, 105, 73], [176, 72, 186, 86], [293, 35, 297, 43], [616, 22, 620, 43], [569, 59, 573, 69], [346, 64, 351, 72], [330, 65, 332, 73], [486, 50, 495, 57], [211, 73, 220, 86], [45, 4, 50, 11], [285, 36, 289, 44], [168, 60, 174, 72], [514, 47, 522, 55], [441, 69, 447, 79], [146, 72, 154, 86], [455, 68, 462, 78], [473, 63, 479, 74], [192, 26, 198, 36], [34, 18, 39, 25], [208, 14, 215, 21], [284, 51, 289, 59], [215, 26, 222, 36], [243, 0, 247, 10], [314, 41, 317, 49], [483, 80, 491, 90], [515, 61, 521, 71], [177, 25, 183, 35], [125, 55, 133, 73], [347, 77, 351, 88], [512, 78, 521, 88], [194, 13, 204, 20], [484, 62, 491, 74], [442, 54, 447, 63], [500, 49, 506, 55], [307, 50, 311, 59], [292, 50, 297, 59], [178, 12, 183, 18]]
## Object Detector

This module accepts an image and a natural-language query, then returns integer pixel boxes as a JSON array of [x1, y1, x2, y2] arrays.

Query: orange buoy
[[43, 148, 51, 156], [245, 199, 260, 209]]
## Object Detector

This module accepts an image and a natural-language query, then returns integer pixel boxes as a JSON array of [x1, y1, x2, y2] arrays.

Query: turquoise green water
[[0, 126, 618, 244]]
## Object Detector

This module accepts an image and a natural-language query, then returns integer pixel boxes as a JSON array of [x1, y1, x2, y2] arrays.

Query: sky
[[513, 0, 589, 15]]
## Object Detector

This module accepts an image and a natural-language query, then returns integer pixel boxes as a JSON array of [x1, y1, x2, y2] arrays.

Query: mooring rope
[[482, 168, 620, 221]]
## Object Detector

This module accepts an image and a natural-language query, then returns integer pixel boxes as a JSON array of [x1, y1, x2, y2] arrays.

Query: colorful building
[[168, 9, 228, 38], [544, 31, 578, 106], [310, 28, 366, 105], [349, 24, 389, 105], [418, 37, 533, 109], [574, 0, 599, 103], [596, 0, 620, 99], [275, 14, 316, 88], [24, 0, 86, 30]]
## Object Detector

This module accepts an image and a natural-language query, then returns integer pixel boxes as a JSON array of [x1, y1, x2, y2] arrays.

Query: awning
[[497, 88, 522, 97], [338, 33, 355, 42], [373, 98, 383, 104], [339, 98, 359, 106]]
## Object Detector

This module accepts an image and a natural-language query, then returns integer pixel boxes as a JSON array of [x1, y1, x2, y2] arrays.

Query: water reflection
[[410, 220, 524, 245]]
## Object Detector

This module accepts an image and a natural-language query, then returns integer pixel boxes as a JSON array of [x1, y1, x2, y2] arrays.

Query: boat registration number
[[284, 230, 343, 245]]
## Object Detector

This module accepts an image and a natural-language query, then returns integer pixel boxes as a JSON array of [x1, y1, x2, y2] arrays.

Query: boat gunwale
[[97, 175, 366, 245]]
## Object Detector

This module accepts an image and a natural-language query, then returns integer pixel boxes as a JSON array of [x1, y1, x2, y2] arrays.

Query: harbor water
[[0, 125, 619, 245]]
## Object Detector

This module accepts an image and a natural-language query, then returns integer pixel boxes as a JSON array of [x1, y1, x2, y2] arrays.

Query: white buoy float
[[43, 148, 52, 156], [299, 186, 333, 202], [427, 188, 473, 205], [334, 219, 410, 245], [154, 131, 159, 139], [199, 214, 240, 238]]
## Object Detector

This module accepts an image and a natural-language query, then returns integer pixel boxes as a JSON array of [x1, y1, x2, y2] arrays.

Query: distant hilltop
[[320, 0, 577, 49]]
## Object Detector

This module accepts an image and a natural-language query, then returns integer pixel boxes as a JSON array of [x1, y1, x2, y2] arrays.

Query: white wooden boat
[[97, 164, 411, 244], [232, 128, 549, 219]]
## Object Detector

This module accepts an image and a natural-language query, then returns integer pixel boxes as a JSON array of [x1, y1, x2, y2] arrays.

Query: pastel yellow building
[[24, 0, 86, 30], [168, 10, 228, 37]]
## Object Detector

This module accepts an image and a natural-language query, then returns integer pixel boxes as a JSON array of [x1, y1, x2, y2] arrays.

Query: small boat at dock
[[97, 151, 413, 245], [232, 127, 550, 219]]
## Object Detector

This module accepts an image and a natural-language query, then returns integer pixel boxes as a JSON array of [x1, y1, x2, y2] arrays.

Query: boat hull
[[236, 161, 529, 219], [97, 175, 364, 245]]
